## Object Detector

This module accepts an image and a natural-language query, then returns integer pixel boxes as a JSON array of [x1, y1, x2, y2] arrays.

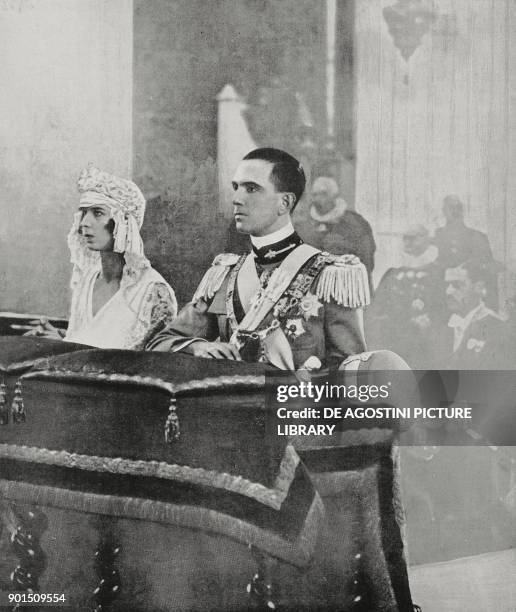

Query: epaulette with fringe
[[191, 253, 241, 303], [315, 253, 370, 308]]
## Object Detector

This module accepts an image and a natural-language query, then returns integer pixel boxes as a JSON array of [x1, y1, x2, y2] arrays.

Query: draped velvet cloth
[[0, 339, 414, 611]]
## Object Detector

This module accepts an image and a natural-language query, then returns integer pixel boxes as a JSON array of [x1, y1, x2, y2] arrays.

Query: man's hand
[[24, 317, 65, 339], [187, 340, 242, 360]]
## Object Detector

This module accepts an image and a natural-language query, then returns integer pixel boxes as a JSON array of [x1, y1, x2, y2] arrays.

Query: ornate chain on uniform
[[268, 253, 328, 328], [255, 264, 275, 288], [225, 253, 248, 334], [226, 258, 281, 335], [231, 253, 329, 352]]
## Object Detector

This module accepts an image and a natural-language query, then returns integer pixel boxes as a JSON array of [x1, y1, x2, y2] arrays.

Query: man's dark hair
[[457, 258, 492, 286], [443, 195, 464, 220], [243, 147, 306, 209]]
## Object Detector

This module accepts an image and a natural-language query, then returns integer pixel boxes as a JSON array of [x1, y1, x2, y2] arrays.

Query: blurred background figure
[[399, 224, 438, 269], [434, 195, 494, 269], [434, 195, 499, 310], [444, 259, 511, 369], [295, 175, 376, 285], [365, 224, 446, 369]]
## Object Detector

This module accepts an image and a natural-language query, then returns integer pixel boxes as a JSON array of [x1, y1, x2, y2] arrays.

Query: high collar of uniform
[[250, 223, 302, 265], [251, 222, 295, 249]]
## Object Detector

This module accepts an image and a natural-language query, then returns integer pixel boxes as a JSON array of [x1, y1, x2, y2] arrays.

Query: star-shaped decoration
[[285, 318, 305, 338], [299, 292, 323, 320]]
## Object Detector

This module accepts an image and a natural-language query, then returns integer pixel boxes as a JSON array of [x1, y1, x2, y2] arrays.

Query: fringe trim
[[273, 444, 299, 498], [358, 465, 399, 608], [2, 358, 49, 374], [22, 368, 265, 397], [191, 253, 241, 304], [0, 480, 324, 567], [315, 257, 370, 308], [0, 441, 298, 512], [390, 444, 408, 552]]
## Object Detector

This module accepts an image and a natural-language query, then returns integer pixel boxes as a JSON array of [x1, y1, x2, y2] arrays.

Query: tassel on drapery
[[11, 380, 25, 423], [0, 380, 8, 425]]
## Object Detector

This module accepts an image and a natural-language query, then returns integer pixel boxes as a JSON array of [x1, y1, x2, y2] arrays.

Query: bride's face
[[79, 204, 115, 251]]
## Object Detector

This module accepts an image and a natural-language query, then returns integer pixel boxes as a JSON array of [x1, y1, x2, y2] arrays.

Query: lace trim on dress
[[132, 282, 178, 350]]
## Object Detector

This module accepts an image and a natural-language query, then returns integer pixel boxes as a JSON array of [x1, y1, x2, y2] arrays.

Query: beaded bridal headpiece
[[67, 164, 150, 288]]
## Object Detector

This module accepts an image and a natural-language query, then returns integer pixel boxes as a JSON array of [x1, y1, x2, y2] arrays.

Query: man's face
[[443, 199, 463, 223], [231, 159, 287, 236], [79, 203, 114, 251], [403, 233, 428, 256], [311, 185, 333, 214], [445, 267, 479, 315]]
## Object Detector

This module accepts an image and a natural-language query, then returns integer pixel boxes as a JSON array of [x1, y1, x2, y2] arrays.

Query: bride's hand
[[188, 340, 241, 360], [24, 317, 65, 339]]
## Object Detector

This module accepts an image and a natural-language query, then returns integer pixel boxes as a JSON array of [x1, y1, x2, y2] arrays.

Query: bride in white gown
[[32, 165, 177, 350]]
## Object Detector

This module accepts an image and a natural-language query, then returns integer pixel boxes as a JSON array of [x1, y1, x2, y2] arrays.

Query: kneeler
[[0, 346, 415, 610], [296, 349, 418, 612]]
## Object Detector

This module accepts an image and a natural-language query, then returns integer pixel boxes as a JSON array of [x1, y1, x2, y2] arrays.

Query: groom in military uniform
[[147, 148, 419, 611], [148, 148, 370, 371]]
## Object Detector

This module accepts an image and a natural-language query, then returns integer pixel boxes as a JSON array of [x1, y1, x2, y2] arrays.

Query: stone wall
[[0, 0, 133, 316]]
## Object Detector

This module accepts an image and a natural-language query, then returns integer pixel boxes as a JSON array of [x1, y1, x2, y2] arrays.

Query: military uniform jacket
[[447, 307, 510, 369], [147, 244, 370, 370]]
